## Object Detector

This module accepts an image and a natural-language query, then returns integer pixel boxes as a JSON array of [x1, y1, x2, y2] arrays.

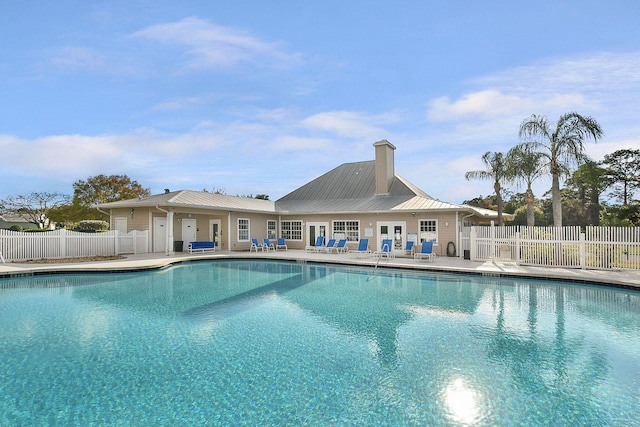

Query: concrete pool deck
[[1, 250, 639, 290]]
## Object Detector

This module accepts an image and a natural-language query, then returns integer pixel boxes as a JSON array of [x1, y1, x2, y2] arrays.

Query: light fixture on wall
[[188, 213, 192, 218], [130, 208, 135, 218], [411, 212, 416, 217], [445, 222, 449, 227]]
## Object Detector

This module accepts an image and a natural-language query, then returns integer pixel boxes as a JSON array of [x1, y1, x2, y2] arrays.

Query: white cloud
[[301, 111, 394, 140], [131, 17, 302, 71], [427, 90, 586, 122]]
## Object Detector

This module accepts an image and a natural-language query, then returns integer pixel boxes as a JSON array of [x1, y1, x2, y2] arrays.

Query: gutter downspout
[[96, 207, 111, 227], [156, 205, 174, 256], [461, 212, 474, 259]]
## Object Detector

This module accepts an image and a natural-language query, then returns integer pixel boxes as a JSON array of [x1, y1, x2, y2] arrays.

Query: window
[[280, 220, 302, 240], [237, 218, 249, 242], [419, 219, 438, 242], [267, 220, 277, 240], [333, 220, 360, 241]]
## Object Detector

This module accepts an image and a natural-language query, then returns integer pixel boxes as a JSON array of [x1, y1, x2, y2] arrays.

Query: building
[[96, 140, 503, 256]]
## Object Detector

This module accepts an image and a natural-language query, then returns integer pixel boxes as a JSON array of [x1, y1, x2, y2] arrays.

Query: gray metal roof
[[97, 190, 276, 213], [274, 160, 464, 213]]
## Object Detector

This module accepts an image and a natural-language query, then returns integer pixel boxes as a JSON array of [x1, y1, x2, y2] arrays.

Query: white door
[[306, 222, 328, 246], [114, 217, 127, 233], [182, 218, 197, 245], [153, 217, 167, 253], [377, 221, 406, 252]]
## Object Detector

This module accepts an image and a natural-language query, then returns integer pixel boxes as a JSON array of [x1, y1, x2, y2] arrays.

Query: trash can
[[463, 250, 471, 260], [174, 240, 184, 252]]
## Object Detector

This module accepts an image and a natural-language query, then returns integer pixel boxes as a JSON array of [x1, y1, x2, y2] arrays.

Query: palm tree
[[465, 151, 511, 226], [518, 112, 603, 227], [507, 146, 545, 226]]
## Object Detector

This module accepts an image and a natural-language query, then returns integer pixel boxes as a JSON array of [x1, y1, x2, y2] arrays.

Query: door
[[306, 222, 328, 246], [182, 218, 197, 245], [377, 221, 406, 252], [153, 217, 167, 253], [209, 219, 221, 248], [114, 217, 127, 233]]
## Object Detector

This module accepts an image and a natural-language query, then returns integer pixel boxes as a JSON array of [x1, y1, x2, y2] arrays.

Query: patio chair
[[250, 238, 264, 252], [276, 238, 288, 251], [350, 238, 371, 257], [305, 236, 325, 252], [404, 241, 415, 256], [263, 238, 275, 251], [374, 239, 395, 258], [327, 239, 347, 253], [414, 241, 436, 262], [322, 239, 337, 252]]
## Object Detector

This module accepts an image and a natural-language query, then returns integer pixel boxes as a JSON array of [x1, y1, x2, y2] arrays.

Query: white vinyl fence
[[461, 225, 640, 270], [0, 229, 148, 261]]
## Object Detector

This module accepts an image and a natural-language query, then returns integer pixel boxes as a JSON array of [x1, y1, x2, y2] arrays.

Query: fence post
[[470, 227, 477, 260], [490, 221, 496, 259], [132, 230, 138, 254], [515, 231, 520, 265], [579, 232, 586, 269], [60, 229, 67, 258], [115, 230, 120, 255]]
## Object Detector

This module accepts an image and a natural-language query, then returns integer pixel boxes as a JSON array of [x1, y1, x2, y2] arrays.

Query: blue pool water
[[1, 260, 639, 426]]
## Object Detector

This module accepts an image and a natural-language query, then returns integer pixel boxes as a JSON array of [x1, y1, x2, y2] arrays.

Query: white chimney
[[374, 139, 396, 195]]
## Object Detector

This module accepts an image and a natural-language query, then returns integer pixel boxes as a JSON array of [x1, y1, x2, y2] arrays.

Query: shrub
[[8, 225, 23, 232], [76, 220, 109, 232]]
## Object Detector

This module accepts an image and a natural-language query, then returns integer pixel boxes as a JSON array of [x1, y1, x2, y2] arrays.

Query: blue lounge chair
[[250, 238, 263, 252], [351, 238, 371, 257], [328, 239, 347, 253], [374, 239, 395, 258], [305, 236, 325, 252], [276, 238, 288, 251], [404, 241, 415, 256], [322, 239, 337, 252], [263, 238, 275, 251], [414, 241, 436, 261]]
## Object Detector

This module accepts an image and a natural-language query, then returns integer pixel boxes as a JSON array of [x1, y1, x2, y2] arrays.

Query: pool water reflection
[[0, 260, 639, 425]]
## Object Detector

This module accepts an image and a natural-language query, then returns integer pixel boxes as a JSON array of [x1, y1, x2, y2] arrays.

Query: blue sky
[[1, 1, 638, 204]]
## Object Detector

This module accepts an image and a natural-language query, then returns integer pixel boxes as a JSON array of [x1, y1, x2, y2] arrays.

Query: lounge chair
[[327, 239, 347, 253], [322, 239, 337, 253], [350, 238, 371, 257], [263, 238, 275, 251], [374, 239, 395, 258], [414, 241, 436, 261], [305, 236, 325, 252], [276, 238, 288, 251], [404, 241, 415, 256], [250, 238, 264, 252]]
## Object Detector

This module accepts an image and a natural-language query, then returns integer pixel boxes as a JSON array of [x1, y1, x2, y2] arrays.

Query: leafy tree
[[518, 112, 603, 227], [507, 145, 545, 226], [465, 151, 512, 226], [600, 204, 640, 226], [565, 161, 610, 226], [0, 192, 70, 228], [510, 205, 547, 226], [73, 174, 151, 206], [601, 149, 640, 205], [462, 195, 497, 210]]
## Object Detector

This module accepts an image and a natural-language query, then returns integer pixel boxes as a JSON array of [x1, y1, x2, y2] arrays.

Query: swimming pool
[[1, 260, 639, 425]]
